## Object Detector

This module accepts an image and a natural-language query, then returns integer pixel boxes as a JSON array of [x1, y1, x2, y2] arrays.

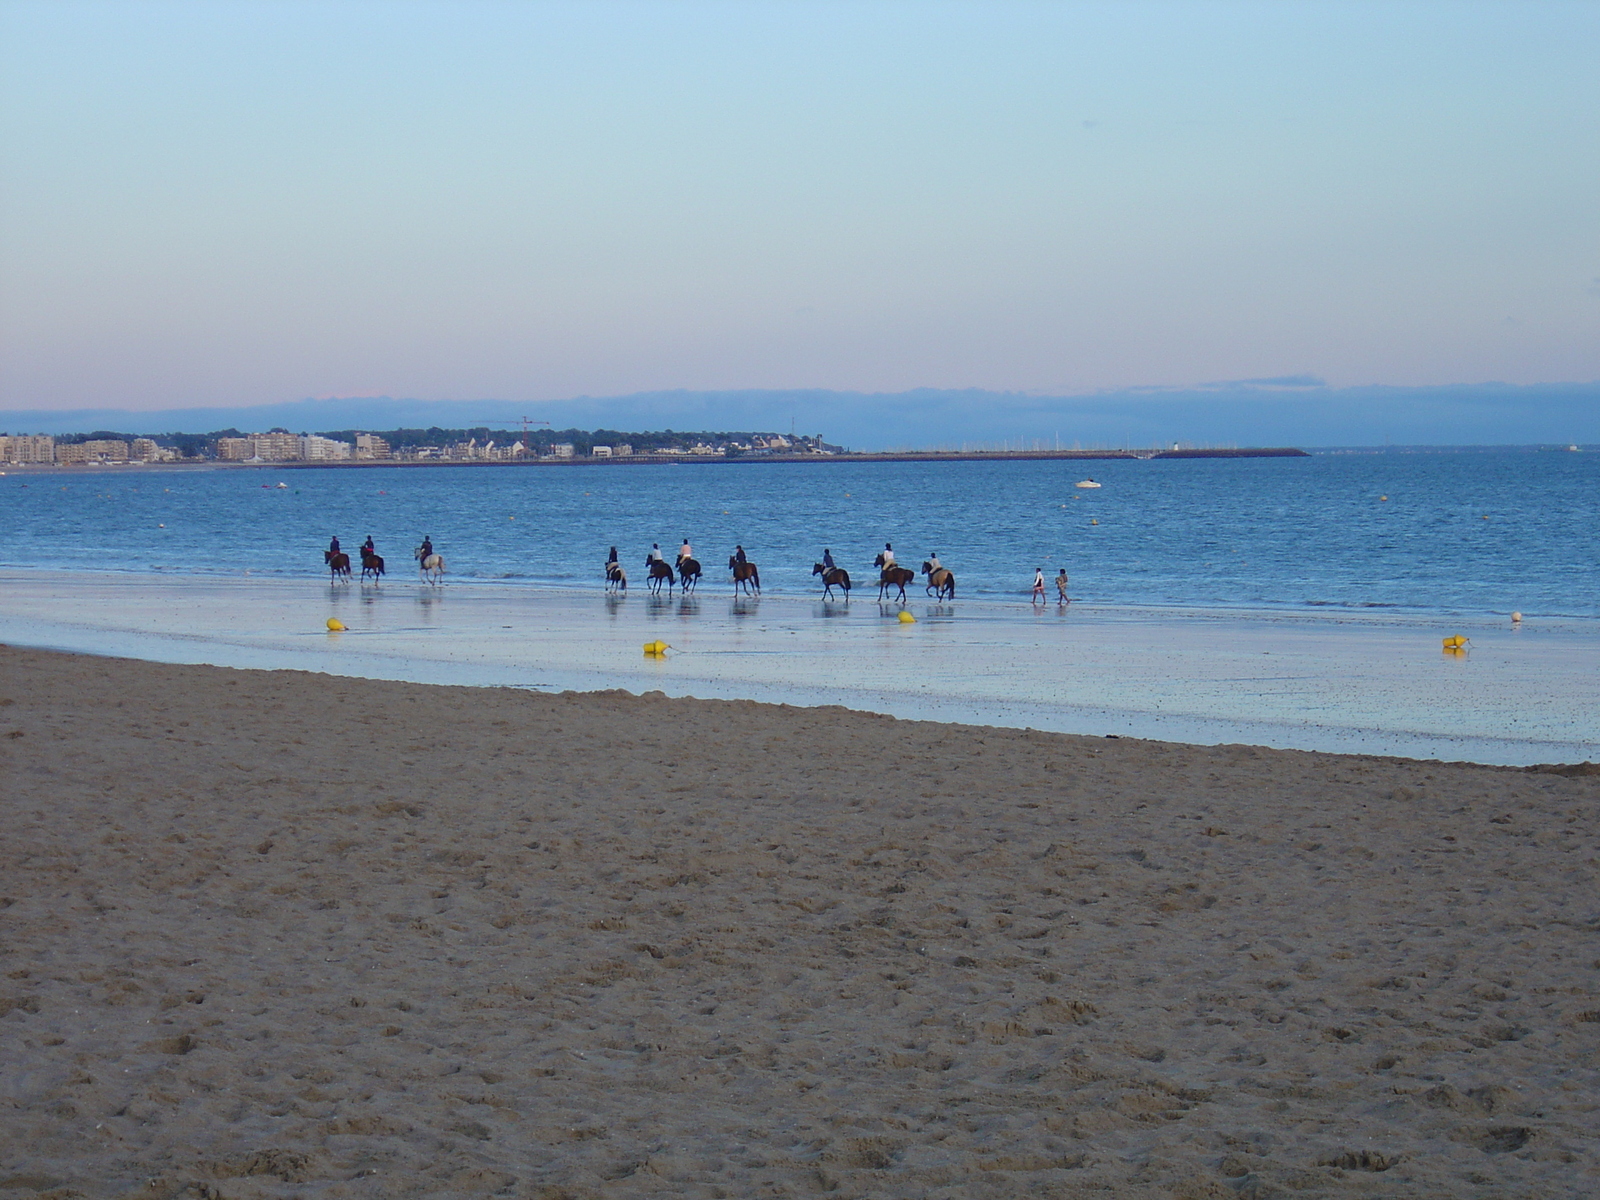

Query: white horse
[[414, 546, 445, 585]]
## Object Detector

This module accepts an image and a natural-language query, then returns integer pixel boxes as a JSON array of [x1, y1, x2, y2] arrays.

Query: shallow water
[[2, 569, 1594, 765], [2, 447, 1596, 617]]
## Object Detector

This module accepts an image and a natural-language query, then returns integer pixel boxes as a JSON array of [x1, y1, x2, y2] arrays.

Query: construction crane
[[469, 416, 551, 458]]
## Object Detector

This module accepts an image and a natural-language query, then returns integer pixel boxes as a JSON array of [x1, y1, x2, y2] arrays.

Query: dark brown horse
[[922, 561, 955, 599], [812, 562, 851, 599], [677, 557, 703, 594], [324, 550, 351, 582], [360, 551, 385, 582], [878, 566, 916, 602], [645, 556, 676, 594], [727, 556, 760, 595]]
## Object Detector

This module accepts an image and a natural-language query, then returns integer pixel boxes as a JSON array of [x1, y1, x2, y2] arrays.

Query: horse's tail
[[946, 575, 955, 598]]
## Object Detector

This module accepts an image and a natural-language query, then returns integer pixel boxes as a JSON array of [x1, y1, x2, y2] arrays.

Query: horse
[[728, 556, 760, 595], [812, 562, 851, 599], [360, 551, 385, 582], [922, 561, 955, 600], [677, 557, 702, 594], [324, 550, 351, 583], [414, 546, 445, 585], [645, 556, 676, 594], [878, 565, 916, 602], [605, 562, 627, 592]]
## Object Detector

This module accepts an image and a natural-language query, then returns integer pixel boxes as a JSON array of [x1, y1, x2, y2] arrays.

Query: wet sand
[[2, 645, 1598, 1198], [2, 568, 1596, 764]]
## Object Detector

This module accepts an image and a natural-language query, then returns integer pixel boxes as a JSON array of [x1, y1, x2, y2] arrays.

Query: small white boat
[[276, 481, 289, 488], [1075, 479, 1101, 489]]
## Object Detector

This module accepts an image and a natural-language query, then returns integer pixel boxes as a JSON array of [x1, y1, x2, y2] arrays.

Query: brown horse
[[324, 550, 351, 582], [727, 556, 760, 595], [812, 562, 851, 599], [878, 566, 916, 602], [360, 551, 385, 582], [645, 557, 676, 594], [677, 557, 703, 594], [922, 561, 955, 599], [605, 562, 627, 592]]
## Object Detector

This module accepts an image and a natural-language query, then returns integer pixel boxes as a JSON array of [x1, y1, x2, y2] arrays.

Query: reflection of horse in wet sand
[[605, 562, 627, 592], [360, 551, 385, 582], [677, 557, 703, 594], [922, 561, 955, 599], [728, 556, 760, 595], [645, 557, 676, 594], [877, 565, 916, 602], [812, 563, 851, 599], [414, 546, 445, 585], [324, 550, 351, 583]]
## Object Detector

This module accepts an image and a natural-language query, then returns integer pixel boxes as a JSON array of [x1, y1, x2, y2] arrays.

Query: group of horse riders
[[324, 535, 445, 584], [603, 538, 955, 602]]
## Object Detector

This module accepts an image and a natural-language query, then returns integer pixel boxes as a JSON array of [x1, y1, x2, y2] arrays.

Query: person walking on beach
[[822, 548, 836, 571], [1032, 567, 1046, 603], [1056, 568, 1069, 604]]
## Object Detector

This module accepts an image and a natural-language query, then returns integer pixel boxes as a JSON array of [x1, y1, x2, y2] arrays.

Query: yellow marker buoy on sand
[[1442, 635, 1469, 650], [326, 618, 346, 631], [643, 640, 669, 656], [1511, 611, 1522, 624], [898, 611, 915, 623]]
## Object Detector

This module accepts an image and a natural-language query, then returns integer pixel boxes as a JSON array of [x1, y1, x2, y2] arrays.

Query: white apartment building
[[354, 433, 391, 460], [2, 434, 56, 463], [300, 435, 352, 461]]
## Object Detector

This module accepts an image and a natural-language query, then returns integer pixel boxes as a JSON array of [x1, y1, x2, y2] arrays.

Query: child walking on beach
[[1032, 567, 1046, 603], [1056, 569, 1069, 604]]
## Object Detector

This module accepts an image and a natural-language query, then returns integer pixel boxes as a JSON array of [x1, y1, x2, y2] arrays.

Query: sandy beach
[[2, 644, 1597, 1198]]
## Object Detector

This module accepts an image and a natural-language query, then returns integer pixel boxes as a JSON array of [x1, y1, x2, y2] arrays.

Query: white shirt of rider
[[883, 549, 895, 566]]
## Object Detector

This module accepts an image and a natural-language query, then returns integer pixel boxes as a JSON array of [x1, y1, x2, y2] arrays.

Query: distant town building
[[300, 434, 352, 461], [612, 443, 633, 457], [55, 439, 130, 464], [216, 437, 254, 461], [354, 433, 390, 460], [249, 431, 301, 461], [552, 443, 575, 458], [2, 434, 56, 463], [130, 438, 163, 462], [591, 445, 612, 457]]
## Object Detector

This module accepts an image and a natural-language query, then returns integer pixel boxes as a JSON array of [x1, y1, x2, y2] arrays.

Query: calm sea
[[2, 448, 1595, 619]]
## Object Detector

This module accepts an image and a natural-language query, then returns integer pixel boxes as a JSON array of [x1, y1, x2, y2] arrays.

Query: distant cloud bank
[[2, 381, 1596, 451]]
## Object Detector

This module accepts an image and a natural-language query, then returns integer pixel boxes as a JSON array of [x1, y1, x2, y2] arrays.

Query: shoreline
[[1, 566, 1594, 766], [2, 643, 1596, 1198]]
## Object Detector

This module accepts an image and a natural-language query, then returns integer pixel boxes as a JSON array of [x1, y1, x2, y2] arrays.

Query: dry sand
[[1, 645, 1597, 1199]]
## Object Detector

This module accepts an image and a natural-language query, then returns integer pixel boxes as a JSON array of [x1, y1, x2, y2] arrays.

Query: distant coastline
[[2, 445, 1311, 471]]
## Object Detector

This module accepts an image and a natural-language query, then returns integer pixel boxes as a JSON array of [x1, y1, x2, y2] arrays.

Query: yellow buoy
[[643, 640, 669, 656], [1441, 635, 1468, 649], [1090, 518, 1098, 525], [898, 611, 915, 623], [1379, 495, 1388, 501], [326, 618, 346, 631], [1511, 611, 1522, 623]]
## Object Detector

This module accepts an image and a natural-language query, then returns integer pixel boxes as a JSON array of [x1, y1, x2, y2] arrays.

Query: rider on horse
[[420, 535, 433, 559]]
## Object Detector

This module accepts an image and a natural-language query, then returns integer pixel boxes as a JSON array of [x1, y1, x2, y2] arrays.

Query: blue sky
[[2, 0, 1597, 419]]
